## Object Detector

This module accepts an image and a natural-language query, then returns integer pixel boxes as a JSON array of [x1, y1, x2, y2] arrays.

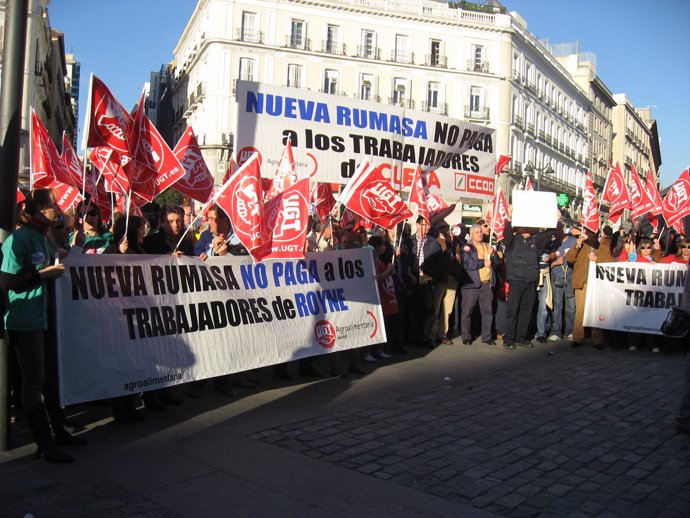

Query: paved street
[[1, 339, 689, 517]]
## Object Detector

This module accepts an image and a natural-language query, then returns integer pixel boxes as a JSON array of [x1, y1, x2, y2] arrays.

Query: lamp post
[[523, 161, 554, 191]]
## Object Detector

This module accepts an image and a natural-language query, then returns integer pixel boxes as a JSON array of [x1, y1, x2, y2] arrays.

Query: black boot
[[26, 407, 75, 463]]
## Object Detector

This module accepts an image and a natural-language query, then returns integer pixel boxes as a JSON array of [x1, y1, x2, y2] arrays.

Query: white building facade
[[172, 0, 590, 212]]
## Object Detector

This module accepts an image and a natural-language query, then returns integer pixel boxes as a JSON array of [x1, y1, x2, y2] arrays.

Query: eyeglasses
[[640, 246, 652, 250], [79, 209, 98, 218], [482, 224, 489, 228], [681, 245, 690, 249]]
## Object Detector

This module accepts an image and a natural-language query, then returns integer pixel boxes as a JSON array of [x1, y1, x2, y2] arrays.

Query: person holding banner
[[1, 188, 86, 463], [662, 238, 690, 264], [68, 200, 113, 254], [105, 215, 147, 423]]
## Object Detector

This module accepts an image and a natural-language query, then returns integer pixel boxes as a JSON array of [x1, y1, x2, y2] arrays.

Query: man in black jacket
[[502, 220, 562, 349]]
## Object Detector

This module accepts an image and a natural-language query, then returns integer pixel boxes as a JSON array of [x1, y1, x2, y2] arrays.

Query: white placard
[[511, 190, 558, 228]]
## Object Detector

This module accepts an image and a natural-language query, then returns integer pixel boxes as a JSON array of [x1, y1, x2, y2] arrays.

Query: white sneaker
[[361, 353, 377, 363], [629, 345, 637, 351], [566, 334, 573, 341], [548, 334, 560, 342], [652, 347, 660, 353]]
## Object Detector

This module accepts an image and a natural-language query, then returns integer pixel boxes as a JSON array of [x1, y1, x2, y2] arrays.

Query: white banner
[[56, 249, 386, 405], [583, 262, 686, 334], [234, 81, 497, 201]]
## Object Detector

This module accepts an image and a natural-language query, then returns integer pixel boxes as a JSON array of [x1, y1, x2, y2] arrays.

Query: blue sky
[[49, 0, 689, 188]]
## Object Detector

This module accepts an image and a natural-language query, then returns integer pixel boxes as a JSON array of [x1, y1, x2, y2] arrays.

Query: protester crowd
[[3, 188, 689, 463]]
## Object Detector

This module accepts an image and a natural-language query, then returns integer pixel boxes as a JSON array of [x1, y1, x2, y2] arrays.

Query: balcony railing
[[322, 41, 346, 55], [426, 54, 448, 68], [538, 130, 545, 141], [237, 28, 263, 43], [357, 46, 381, 60], [422, 101, 448, 115], [467, 60, 489, 73], [526, 123, 535, 135], [465, 106, 490, 120], [391, 50, 414, 64], [388, 97, 415, 109], [319, 88, 345, 96], [514, 115, 523, 130], [285, 36, 311, 50], [354, 94, 381, 103]]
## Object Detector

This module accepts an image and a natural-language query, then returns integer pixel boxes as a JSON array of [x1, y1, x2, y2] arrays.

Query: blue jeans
[[552, 278, 575, 337], [535, 282, 550, 338]]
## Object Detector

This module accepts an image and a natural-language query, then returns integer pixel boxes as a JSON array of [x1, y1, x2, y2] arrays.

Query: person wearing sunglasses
[[619, 236, 662, 352], [663, 238, 690, 265], [69, 200, 113, 254]]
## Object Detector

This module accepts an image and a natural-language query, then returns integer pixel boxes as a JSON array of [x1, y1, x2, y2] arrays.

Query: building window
[[428, 39, 443, 67], [359, 73, 374, 100], [290, 19, 305, 49], [239, 57, 255, 81], [360, 30, 376, 59], [470, 86, 482, 112], [393, 78, 408, 106], [287, 64, 302, 88], [472, 44, 484, 72], [241, 12, 260, 43], [427, 82, 439, 109], [323, 69, 339, 94], [326, 25, 343, 54], [394, 34, 411, 63]]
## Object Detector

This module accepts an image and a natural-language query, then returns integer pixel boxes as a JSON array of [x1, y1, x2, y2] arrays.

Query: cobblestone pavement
[[253, 348, 690, 517]]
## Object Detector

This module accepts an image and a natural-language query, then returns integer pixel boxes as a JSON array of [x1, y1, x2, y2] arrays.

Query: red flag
[[49, 181, 82, 213], [629, 164, 655, 221], [311, 182, 336, 224], [16, 188, 25, 203], [89, 146, 129, 194], [491, 189, 510, 241], [524, 176, 534, 191], [602, 161, 631, 221], [580, 172, 600, 233], [261, 177, 310, 260], [662, 168, 690, 228], [172, 127, 214, 203], [264, 140, 297, 202], [84, 75, 133, 164], [427, 193, 449, 218], [645, 170, 664, 215], [409, 165, 429, 224], [341, 208, 357, 229], [30, 110, 73, 188], [338, 162, 412, 230], [496, 154, 511, 176], [214, 153, 269, 262], [128, 92, 185, 199]]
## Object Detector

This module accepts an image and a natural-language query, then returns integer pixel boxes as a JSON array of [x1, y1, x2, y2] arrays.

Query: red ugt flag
[[602, 161, 631, 224], [128, 92, 186, 200], [409, 165, 429, 224], [580, 172, 600, 234], [84, 75, 133, 165], [264, 140, 297, 202], [645, 170, 664, 215], [491, 188, 510, 241], [214, 153, 269, 262], [524, 176, 534, 191], [30, 110, 73, 188], [496, 154, 511, 176], [338, 162, 412, 230], [311, 182, 336, 224], [662, 168, 690, 228], [629, 164, 655, 221], [261, 177, 310, 260], [172, 127, 215, 203]]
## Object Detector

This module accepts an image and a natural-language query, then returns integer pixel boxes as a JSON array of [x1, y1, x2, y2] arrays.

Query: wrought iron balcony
[[391, 50, 414, 64], [422, 101, 448, 115], [426, 54, 448, 68], [357, 46, 381, 60], [285, 36, 311, 51], [237, 28, 263, 44], [322, 41, 346, 55], [465, 106, 490, 120]]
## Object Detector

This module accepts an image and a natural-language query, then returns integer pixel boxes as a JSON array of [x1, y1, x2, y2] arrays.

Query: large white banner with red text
[[234, 81, 496, 201], [583, 262, 686, 334], [56, 249, 385, 405]]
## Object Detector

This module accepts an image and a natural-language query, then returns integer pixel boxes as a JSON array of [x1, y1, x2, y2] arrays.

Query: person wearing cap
[[547, 225, 579, 342]]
